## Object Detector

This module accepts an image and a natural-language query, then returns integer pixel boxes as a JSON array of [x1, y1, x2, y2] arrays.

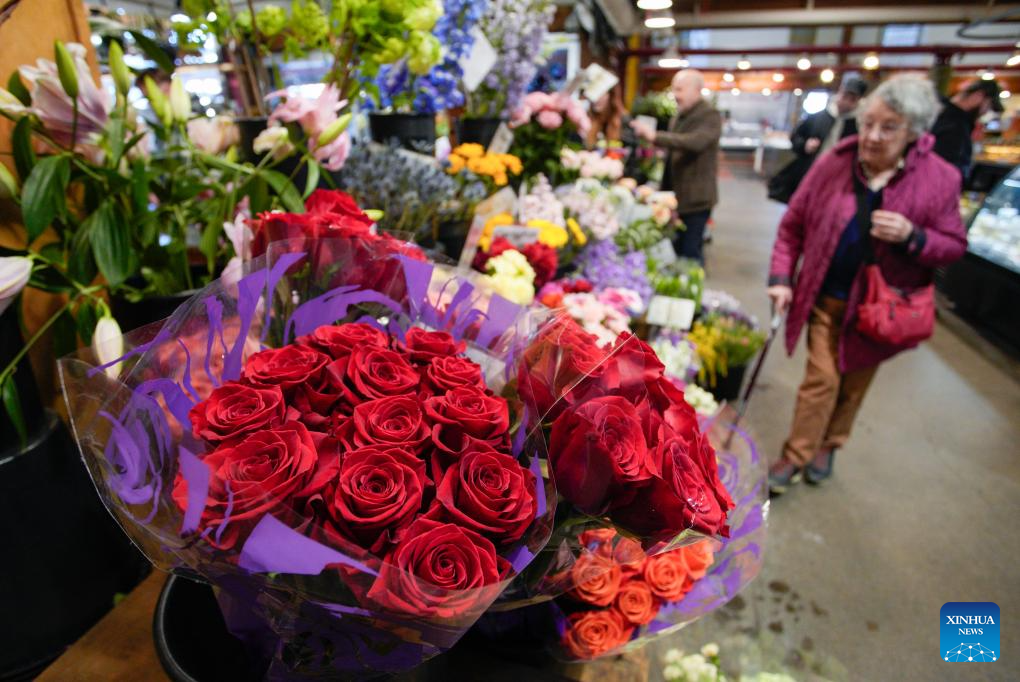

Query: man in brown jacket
[[630, 70, 721, 262]]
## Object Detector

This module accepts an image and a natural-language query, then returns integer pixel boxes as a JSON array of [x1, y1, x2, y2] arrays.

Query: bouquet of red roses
[[58, 207, 618, 677]]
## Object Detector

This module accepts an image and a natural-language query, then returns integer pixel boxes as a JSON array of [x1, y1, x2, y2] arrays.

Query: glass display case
[[966, 165, 1020, 273]]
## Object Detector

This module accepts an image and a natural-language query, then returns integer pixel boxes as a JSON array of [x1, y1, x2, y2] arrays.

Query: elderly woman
[[766, 74, 968, 494]]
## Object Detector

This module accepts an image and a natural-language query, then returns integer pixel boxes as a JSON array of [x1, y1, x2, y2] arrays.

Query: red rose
[[569, 552, 623, 606], [367, 518, 511, 619], [518, 317, 607, 420], [242, 345, 329, 394], [610, 435, 731, 542], [398, 327, 466, 364], [314, 445, 430, 553], [615, 579, 661, 626], [423, 355, 485, 394], [425, 386, 511, 459], [250, 212, 312, 258], [471, 237, 515, 273], [189, 381, 285, 445], [290, 365, 346, 430], [298, 323, 389, 359], [347, 394, 430, 450], [305, 189, 371, 223], [548, 396, 653, 514], [172, 421, 317, 550], [562, 610, 633, 660], [431, 447, 537, 544], [567, 279, 593, 294], [642, 551, 691, 602], [521, 242, 558, 289], [334, 346, 420, 404]]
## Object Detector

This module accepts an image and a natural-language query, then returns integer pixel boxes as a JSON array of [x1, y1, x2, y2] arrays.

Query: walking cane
[[722, 306, 784, 449]]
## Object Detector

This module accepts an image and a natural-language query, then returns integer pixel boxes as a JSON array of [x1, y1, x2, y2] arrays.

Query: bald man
[[630, 70, 722, 262]]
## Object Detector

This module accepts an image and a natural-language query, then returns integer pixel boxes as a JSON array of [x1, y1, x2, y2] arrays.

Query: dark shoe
[[768, 457, 802, 496], [805, 449, 837, 485]]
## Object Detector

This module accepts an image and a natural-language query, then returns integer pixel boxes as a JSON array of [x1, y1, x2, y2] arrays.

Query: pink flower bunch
[[511, 91, 591, 138], [267, 85, 351, 171]]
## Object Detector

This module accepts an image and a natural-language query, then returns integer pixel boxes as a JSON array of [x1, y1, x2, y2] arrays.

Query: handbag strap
[[851, 168, 883, 264]]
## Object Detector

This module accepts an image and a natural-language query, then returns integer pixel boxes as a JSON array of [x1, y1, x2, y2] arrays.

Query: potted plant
[[507, 91, 591, 184], [689, 309, 766, 402]]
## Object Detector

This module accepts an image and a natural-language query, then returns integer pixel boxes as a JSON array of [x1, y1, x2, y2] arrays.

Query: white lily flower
[[0, 256, 33, 316], [92, 316, 124, 380]]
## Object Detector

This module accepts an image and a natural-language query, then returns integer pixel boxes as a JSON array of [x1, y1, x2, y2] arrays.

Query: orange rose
[[677, 540, 715, 584], [569, 552, 622, 606], [562, 609, 634, 660], [614, 537, 647, 578], [643, 551, 691, 601], [615, 579, 661, 626], [578, 528, 617, 558]]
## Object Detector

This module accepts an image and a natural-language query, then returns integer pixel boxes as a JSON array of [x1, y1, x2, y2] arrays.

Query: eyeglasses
[[858, 120, 907, 140]]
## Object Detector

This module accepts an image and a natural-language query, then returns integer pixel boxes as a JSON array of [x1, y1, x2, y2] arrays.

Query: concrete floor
[[657, 161, 1020, 680]]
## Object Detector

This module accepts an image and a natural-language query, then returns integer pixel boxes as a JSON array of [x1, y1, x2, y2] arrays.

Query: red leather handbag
[[852, 172, 936, 346]]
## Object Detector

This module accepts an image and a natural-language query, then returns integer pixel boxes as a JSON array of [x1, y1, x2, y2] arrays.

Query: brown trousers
[[782, 297, 878, 466]]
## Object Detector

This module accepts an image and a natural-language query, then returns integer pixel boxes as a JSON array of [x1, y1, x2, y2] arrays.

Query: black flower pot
[[369, 113, 436, 155], [454, 117, 504, 148], [435, 219, 471, 261], [235, 116, 270, 164], [0, 412, 150, 680], [703, 363, 749, 403]]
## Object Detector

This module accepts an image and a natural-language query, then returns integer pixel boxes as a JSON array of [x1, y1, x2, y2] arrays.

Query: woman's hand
[[870, 210, 913, 243], [767, 285, 793, 314]]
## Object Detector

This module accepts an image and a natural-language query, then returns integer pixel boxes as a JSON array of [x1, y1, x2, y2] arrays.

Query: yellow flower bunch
[[566, 217, 587, 246], [446, 146, 523, 188], [453, 142, 485, 159], [689, 321, 726, 387], [526, 219, 569, 249], [478, 212, 513, 252]]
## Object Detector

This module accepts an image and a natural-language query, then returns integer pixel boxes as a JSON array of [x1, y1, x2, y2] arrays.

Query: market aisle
[[693, 162, 1020, 680]]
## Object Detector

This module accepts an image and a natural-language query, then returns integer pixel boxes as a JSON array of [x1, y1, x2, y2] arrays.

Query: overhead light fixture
[[982, 70, 996, 81], [723, 72, 735, 82], [658, 46, 688, 69], [794, 88, 804, 96], [731, 88, 741, 96], [772, 72, 785, 83], [1001, 90, 1011, 99], [862, 53, 880, 70], [820, 68, 835, 83], [1007, 53, 1020, 67], [644, 13, 676, 29], [637, 0, 673, 9], [737, 56, 751, 70], [797, 56, 812, 71], [762, 87, 772, 96], [170, 12, 190, 22]]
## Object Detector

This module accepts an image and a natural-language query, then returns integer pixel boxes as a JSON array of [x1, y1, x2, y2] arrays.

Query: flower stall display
[[509, 91, 592, 182], [689, 312, 767, 401], [577, 238, 654, 310], [559, 148, 625, 183], [445, 143, 524, 191], [651, 259, 707, 310], [535, 286, 642, 347], [559, 181, 622, 242]]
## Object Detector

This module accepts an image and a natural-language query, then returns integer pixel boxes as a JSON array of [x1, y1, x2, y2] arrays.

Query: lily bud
[[169, 77, 191, 123], [108, 41, 132, 97], [315, 113, 351, 148], [0, 256, 32, 317], [92, 315, 124, 380], [54, 41, 79, 100], [144, 76, 172, 127]]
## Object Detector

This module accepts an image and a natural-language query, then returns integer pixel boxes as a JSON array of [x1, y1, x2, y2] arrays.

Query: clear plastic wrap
[[58, 236, 608, 679]]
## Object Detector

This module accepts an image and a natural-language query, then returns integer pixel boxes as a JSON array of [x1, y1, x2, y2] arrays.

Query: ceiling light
[[731, 88, 741, 96], [762, 87, 772, 96], [862, 53, 880, 70], [1001, 90, 1011, 99], [723, 72, 735, 83], [794, 88, 804, 96], [644, 15, 676, 29], [772, 72, 785, 83], [637, 0, 673, 9], [1007, 53, 1020, 67], [797, 57, 812, 71], [737, 57, 751, 70], [820, 68, 835, 83], [170, 12, 190, 22], [659, 56, 689, 68], [982, 70, 995, 81]]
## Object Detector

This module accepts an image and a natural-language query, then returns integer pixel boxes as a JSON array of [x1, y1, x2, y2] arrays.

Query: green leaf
[[137, 214, 158, 248], [11, 117, 35, 181], [244, 176, 270, 214], [128, 30, 175, 75], [303, 160, 320, 199], [51, 308, 77, 359], [107, 115, 125, 164], [198, 220, 220, 271], [68, 226, 97, 284], [75, 298, 100, 346], [1, 376, 27, 449], [21, 155, 70, 242], [6, 71, 30, 106], [87, 201, 137, 286], [262, 169, 304, 213], [130, 160, 150, 213], [28, 264, 73, 293]]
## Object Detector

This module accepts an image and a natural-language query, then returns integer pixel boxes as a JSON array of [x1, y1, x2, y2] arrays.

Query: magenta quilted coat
[[768, 133, 968, 373]]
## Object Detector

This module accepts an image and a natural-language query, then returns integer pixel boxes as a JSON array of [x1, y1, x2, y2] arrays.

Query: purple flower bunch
[[701, 288, 758, 328], [577, 239, 653, 308], [471, 0, 555, 117]]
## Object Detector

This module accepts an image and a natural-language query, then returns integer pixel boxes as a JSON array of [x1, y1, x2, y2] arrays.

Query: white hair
[[672, 69, 705, 90], [860, 74, 940, 136]]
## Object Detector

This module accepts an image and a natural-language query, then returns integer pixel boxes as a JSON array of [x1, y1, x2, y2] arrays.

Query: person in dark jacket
[[629, 69, 722, 263], [768, 78, 868, 203], [930, 78, 1003, 178]]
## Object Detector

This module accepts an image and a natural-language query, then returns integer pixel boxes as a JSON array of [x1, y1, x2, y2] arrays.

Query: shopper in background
[[767, 78, 868, 203], [766, 74, 967, 495], [930, 78, 1003, 178], [629, 69, 721, 263]]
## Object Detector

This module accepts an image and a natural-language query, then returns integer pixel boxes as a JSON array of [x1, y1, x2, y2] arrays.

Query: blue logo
[[941, 602, 999, 662]]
